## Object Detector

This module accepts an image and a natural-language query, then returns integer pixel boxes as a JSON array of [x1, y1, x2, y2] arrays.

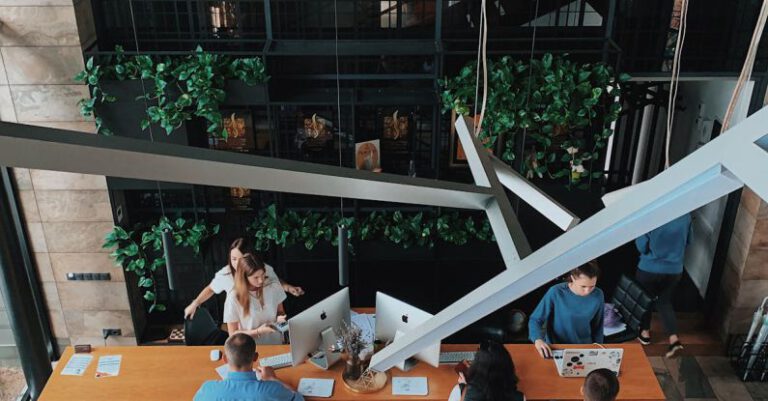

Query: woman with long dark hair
[[184, 237, 304, 319], [456, 340, 525, 401], [224, 253, 286, 344]]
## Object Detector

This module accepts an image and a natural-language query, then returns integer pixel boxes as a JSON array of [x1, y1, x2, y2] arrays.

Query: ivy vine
[[75, 45, 269, 137], [247, 204, 494, 252], [440, 53, 628, 189], [103, 217, 220, 313]]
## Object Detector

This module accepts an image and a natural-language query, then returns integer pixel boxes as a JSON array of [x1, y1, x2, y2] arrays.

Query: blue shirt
[[636, 213, 692, 275], [193, 371, 305, 401], [528, 282, 604, 344]]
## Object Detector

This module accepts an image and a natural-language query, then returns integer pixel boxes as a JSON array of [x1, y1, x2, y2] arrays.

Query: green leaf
[[143, 291, 156, 301]]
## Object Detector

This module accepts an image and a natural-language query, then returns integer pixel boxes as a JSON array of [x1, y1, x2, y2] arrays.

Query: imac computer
[[374, 291, 440, 368], [288, 287, 351, 369]]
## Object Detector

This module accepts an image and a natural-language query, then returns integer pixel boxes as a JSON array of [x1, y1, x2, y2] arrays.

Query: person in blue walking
[[635, 212, 692, 358], [529, 261, 605, 358]]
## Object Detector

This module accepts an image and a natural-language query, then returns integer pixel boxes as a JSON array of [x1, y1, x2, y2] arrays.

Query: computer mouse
[[210, 349, 221, 361]]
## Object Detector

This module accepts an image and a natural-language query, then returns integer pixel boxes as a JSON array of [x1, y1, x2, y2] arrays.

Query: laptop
[[552, 348, 623, 378]]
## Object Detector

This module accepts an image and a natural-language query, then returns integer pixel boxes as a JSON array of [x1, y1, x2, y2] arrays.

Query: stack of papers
[[350, 312, 375, 346], [392, 377, 428, 396], [298, 378, 334, 397], [95, 355, 122, 378], [61, 354, 93, 376]]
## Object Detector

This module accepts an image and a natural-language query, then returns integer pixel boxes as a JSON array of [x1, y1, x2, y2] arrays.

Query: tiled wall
[[0, 1, 136, 347], [716, 187, 768, 338]]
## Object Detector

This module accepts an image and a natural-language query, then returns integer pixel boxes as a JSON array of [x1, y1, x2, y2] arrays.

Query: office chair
[[184, 307, 228, 346], [605, 274, 654, 343]]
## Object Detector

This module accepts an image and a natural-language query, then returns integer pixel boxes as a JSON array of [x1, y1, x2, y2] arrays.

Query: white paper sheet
[[298, 378, 335, 397], [392, 377, 428, 396], [603, 322, 627, 337], [95, 355, 122, 378], [61, 354, 93, 376]]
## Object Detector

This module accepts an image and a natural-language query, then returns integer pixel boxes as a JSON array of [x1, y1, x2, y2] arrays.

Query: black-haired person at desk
[[184, 237, 304, 319], [194, 333, 305, 401], [581, 368, 619, 401], [224, 254, 287, 344], [529, 262, 605, 358], [453, 340, 525, 401]]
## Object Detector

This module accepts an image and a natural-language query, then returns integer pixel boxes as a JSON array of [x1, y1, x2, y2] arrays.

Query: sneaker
[[665, 341, 684, 358], [637, 334, 651, 345]]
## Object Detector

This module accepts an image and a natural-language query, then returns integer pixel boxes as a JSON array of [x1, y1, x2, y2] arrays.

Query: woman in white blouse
[[183, 237, 304, 319], [224, 253, 287, 343]]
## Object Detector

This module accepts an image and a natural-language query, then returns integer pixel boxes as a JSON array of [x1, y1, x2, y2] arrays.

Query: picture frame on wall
[[209, 111, 255, 153], [448, 109, 492, 167], [381, 109, 410, 153], [355, 139, 382, 172], [298, 113, 334, 149]]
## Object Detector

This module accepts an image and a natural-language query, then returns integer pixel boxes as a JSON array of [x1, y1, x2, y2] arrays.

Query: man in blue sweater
[[529, 262, 605, 358], [635, 212, 692, 358], [194, 333, 305, 401]]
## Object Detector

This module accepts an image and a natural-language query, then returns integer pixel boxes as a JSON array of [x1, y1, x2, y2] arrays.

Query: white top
[[223, 281, 287, 330], [209, 263, 280, 294]]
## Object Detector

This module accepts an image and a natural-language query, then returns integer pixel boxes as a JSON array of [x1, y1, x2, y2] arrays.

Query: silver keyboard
[[260, 352, 293, 369], [439, 351, 476, 364]]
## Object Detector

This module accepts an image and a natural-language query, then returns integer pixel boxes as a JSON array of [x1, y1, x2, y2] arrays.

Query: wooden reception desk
[[39, 344, 663, 401]]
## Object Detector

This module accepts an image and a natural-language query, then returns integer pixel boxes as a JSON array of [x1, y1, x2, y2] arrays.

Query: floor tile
[[708, 376, 754, 401], [745, 381, 768, 399], [664, 356, 717, 398], [696, 356, 737, 377]]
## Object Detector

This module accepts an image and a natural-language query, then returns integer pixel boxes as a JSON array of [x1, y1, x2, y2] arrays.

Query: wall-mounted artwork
[[210, 111, 254, 152], [300, 113, 333, 148], [383, 110, 409, 140], [229, 187, 252, 211], [355, 139, 381, 172]]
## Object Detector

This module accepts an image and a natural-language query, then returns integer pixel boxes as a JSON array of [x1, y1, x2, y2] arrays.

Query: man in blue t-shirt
[[194, 333, 304, 401], [635, 212, 692, 358], [529, 262, 605, 358]]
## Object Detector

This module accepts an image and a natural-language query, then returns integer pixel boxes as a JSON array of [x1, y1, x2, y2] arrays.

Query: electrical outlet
[[102, 328, 121, 338]]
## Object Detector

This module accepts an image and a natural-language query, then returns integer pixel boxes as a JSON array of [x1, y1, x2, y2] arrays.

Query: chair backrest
[[610, 275, 654, 332], [184, 308, 220, 346]]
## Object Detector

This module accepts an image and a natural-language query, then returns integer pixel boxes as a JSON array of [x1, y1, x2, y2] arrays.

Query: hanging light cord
[[664, 0, 689, 170], [333, 0, 344, 220], [473, 0, 488, 136], [518, 0, 540, 175], [128, 1, 166, 218]]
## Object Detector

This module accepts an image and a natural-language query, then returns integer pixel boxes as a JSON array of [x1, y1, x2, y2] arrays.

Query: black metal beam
[[0, 168, 52, 399]]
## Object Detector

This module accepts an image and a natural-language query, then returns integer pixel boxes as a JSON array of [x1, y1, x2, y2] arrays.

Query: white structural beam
[[454, 116, 532, 262], [491, 156, 581, 230], [0, 122, 493, 210], [368, 105, 768, 371]]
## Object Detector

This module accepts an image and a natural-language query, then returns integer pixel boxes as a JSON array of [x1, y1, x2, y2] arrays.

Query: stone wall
[[716, 187, 768, 338], [0, 1, 135, 347]]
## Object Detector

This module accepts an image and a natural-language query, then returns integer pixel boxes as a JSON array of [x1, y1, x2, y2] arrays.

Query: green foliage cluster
[[75, 46, 269, 137], [247, 204, 495, 251], [440, 53, 629, 189], [103, 217, 220, 313]]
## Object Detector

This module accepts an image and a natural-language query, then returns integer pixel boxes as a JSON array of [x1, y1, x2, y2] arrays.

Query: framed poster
[[299, 113, 334, 149], [449, 110, 492, 167], [355, 139, 381, 172], [209, 111, 255, 152], [381, 109, 410, 153]]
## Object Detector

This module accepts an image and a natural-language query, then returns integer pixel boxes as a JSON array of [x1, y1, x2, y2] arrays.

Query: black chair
[[605, 275, 654, 343], [184, 307, 228, 346]]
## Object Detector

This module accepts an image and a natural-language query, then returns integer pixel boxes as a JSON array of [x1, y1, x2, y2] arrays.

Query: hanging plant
[[247, 204, 495, 252], [103, 217, 220, 313], [440, 53, 629, 189], [75, 45, 269, 137]]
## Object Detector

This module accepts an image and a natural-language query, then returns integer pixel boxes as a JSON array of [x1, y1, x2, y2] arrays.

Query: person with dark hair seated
[[193, 333, 304, 401], [455, 339, 525, 401], [529, 261, 605, 358], [581, 368, 620, 401]]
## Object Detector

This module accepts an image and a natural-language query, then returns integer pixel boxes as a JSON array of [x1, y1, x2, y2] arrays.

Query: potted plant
[[335, 320, 370, 381]]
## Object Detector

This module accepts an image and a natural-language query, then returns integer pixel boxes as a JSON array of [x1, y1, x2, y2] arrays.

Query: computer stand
[[308, 327, 340, 370]]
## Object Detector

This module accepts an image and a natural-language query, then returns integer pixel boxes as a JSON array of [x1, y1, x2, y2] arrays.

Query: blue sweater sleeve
[[635, 234, 650, 255], [591, 291, 605, 343], [529, 288, 553, 343]]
